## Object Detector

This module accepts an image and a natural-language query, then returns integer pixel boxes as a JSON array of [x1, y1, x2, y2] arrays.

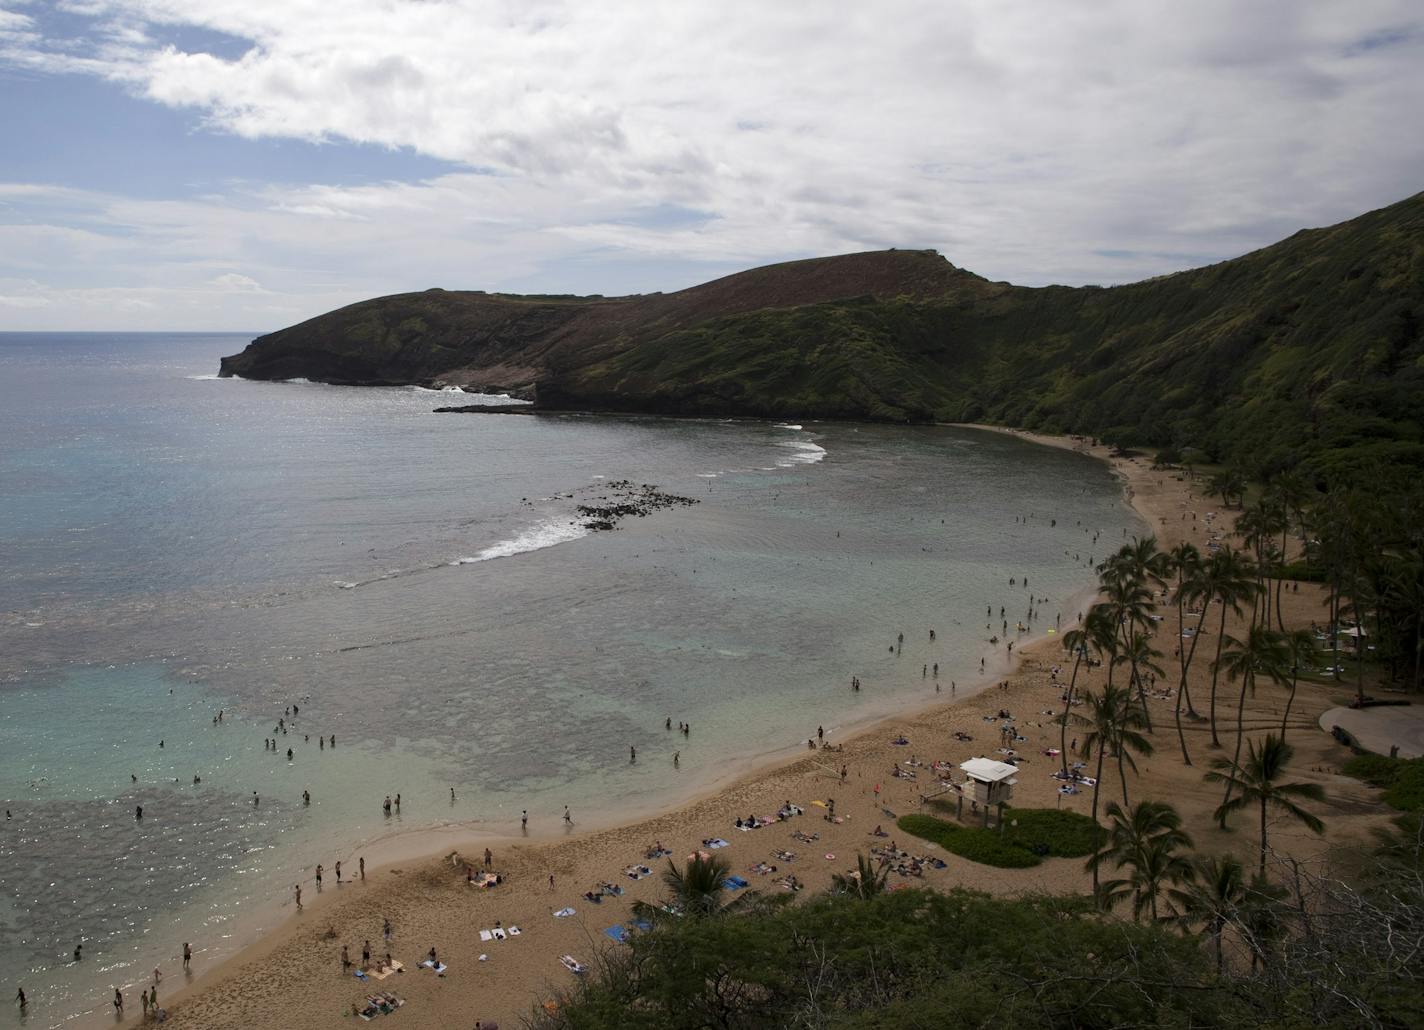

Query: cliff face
[[221, 193, 1424, 475]]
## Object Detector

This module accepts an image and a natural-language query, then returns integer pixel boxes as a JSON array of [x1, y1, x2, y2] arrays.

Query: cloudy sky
[[1, 0, 1421, 331]]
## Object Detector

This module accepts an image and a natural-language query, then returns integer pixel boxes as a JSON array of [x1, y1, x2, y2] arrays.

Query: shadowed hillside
[[221, 192, 1424, 476]]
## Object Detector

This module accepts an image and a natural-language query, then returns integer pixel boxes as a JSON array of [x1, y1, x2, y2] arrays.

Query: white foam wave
[[410, 385, 469, 394], [774, 423, 803, 430], [281, 377, 312, 384], [185, 373, 225, 380], [776, 440, 827, 464], [453, 518, 589, 564]]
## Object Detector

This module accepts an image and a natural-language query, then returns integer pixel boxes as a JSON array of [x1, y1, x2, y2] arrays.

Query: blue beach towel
[[725, 875, 749, 891], [602, 925, 630, 943]]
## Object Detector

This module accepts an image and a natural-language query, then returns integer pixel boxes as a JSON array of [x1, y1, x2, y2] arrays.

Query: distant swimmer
[[135, 805, 143, 820], [673, 751, 680, 767], [73, 943, 82, 962], [303, 790, 310, 805], [630, 745, 637, 764], [253, 792, 260, 807]]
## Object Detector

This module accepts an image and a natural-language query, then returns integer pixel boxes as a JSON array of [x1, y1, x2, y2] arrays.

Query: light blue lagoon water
[[0, 332, 1142, 1027]]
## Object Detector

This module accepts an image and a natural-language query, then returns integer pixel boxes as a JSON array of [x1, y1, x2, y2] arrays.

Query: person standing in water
[[183, 942, 191, 971]]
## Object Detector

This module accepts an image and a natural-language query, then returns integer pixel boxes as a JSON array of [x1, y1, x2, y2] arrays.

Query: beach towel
[[603, 925, 630, 943], [420, 960, 447, 974], [508, 926, 521, 936], [355, 969, 368, 980], [480, 930, 493, 942], [707, 838, 730, 849], [631, 919, 651, 932], [724, 875, 749, 890], [493, 928, 506, 941], [553, 907, 575, 918]]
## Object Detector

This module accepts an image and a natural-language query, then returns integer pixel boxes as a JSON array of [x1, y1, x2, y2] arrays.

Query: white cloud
[[0, 0, 1421, 330]]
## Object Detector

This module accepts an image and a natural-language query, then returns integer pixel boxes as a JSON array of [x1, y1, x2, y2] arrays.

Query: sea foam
[[776, 440, 827, 464], [453, 518, 590, 564]]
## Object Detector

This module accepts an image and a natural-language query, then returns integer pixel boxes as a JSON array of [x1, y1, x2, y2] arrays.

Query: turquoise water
[[0, 333, 1140, 1027]]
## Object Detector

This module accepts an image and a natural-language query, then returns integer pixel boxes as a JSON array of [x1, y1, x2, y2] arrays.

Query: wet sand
[[151, 428, 1395, 1029]]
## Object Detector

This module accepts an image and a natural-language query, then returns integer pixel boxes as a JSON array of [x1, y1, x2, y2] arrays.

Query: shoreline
[[150, 424, 1162, 1028]]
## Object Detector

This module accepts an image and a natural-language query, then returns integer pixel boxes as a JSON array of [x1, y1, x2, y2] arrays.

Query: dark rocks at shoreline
[[575, 480, 698, 532]]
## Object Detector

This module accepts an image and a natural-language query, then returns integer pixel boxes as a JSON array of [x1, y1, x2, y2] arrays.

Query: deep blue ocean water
[[0, 332, 1141, 1027]]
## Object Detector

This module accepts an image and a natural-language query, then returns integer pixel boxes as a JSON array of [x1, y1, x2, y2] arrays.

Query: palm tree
[[831, 854, 889, 899], [1279, 628, 1317, 739], [1213, 626, 1290, 820], [659, 852, 733, 917], [1200, 547, 1260, 748], [1074, 681, 1155, 899], [1205, 734, 1325, 879], [1098, 564, 1159, 730], [1167, 853, 1246, 974], [1057, 608, 1116, 780], [1088, 799, 1194, 920], [1168, 542, 1203, 765]]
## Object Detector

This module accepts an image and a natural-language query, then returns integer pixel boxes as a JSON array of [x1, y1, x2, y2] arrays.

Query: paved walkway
[[1320, 704, 1424, 759]]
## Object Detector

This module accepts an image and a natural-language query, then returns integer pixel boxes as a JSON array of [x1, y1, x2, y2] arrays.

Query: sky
[[0, 1, 1421, 332]]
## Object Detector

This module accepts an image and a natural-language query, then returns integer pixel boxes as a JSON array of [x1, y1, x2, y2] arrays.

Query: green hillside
[[222, 191, 1424, 478]]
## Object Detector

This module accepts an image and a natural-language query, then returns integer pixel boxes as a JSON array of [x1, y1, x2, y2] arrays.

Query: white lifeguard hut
[[959, 758, 1018, 828]]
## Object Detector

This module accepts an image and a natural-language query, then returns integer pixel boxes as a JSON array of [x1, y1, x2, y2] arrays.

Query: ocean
[[0, 332, 1141, 1027]]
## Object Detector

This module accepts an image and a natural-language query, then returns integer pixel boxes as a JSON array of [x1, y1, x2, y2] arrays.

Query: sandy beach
[[152, 427, 1395, 1030]]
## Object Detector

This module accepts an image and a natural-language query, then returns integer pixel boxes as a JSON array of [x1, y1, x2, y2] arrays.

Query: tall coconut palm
[[1074, 680, 1155, 901], [1268, 472, 1314, 631], [1205, 734, 1325, 879], [831, 853, 888, 900], [1213, 626, 1290, 821], [1200, 547, 1261, 748], [1167, 853, 1246, 974], [1099, 565, 1159, 731], [1279, 628, 1318, 739], [1168, 542, 1204, 765], [1088, 799, 1194, 920]]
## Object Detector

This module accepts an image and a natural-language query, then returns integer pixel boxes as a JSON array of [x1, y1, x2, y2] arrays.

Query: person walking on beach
[[294, 884, 303, 911], [315, 864, 323, 890], [303, 789, 310, 806], [335, 861, 342, 884], [141, 988, 150, 1019], [383, 918, 392, 943], [113, 988, 123, 1016], [150, 984, 158, 1011], [362, 941, 371, 967], [14, 987, 25, 1013], [521, 810, 528, 831], [359, 856, 366, 880], [483, 847, 493, 869], [182, 942, 191, 972], [563, 806, 572, 825]]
